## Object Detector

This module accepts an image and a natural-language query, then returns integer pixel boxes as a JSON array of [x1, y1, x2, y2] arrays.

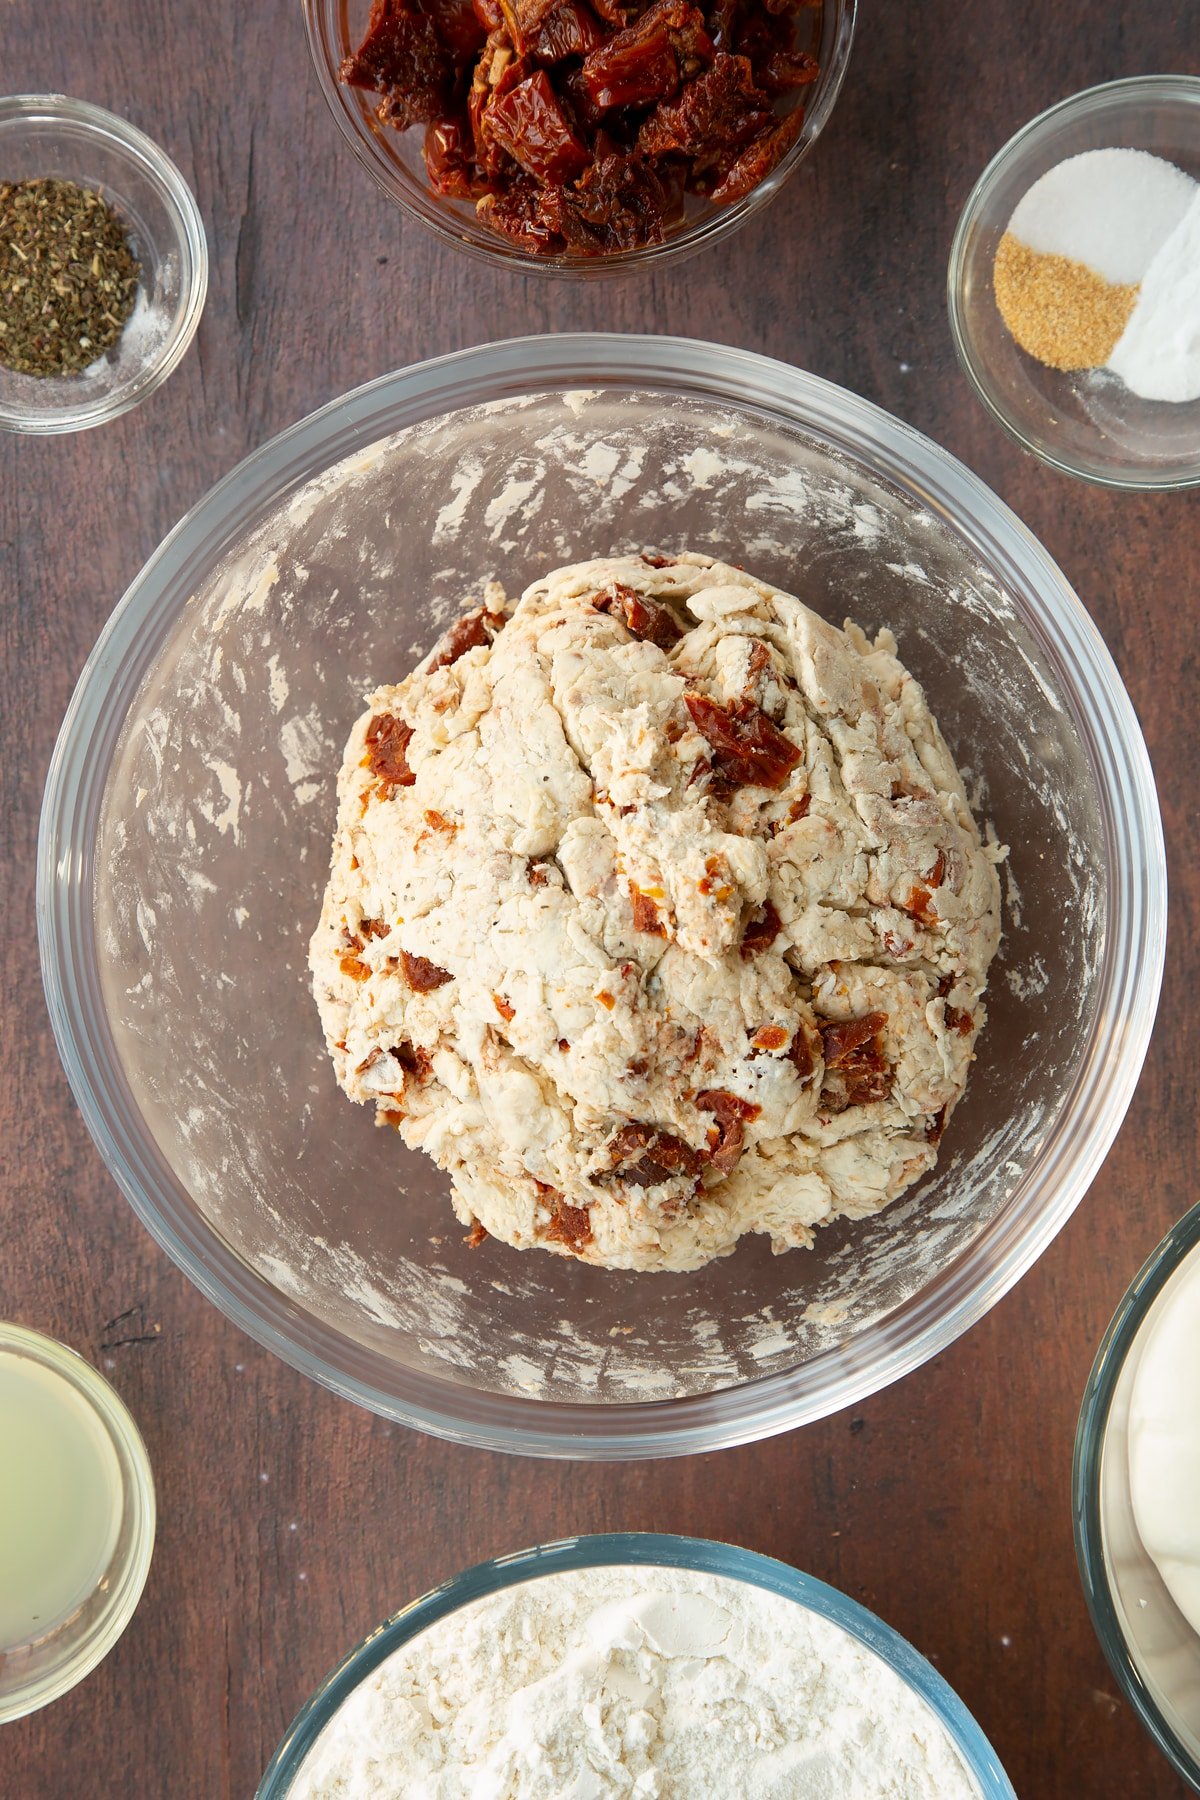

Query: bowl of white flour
[[256, 1534, 1016, 1798]]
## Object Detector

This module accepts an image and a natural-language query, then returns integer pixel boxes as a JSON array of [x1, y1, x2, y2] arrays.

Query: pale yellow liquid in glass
[[0, 1351, 123, 1651]]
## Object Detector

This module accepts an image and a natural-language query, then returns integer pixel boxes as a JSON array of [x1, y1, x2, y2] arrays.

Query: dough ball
[[310, 553, 1003, 1273]]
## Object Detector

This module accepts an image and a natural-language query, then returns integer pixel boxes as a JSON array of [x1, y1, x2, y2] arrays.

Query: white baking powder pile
[[290, 1565, 983, 1798], [1003, 146, 1200, 401], [1107, 188, 1200, 402]]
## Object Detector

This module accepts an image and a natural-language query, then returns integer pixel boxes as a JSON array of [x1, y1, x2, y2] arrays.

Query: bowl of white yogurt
[[1074, 1200, 1200, 1791], [256, 1533, 1015, 1798]]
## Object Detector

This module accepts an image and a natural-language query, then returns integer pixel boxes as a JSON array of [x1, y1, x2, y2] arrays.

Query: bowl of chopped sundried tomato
[[302, 0, 855, 267]]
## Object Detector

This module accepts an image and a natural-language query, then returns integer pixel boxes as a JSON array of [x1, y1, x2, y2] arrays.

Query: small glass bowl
[[1074, 1202, 1200, 1792], [948, 76, 1200, 490], [256, 1533, 1016, 1796], [0, 95, 208, 434], [301, 0, 855, 275], [0, 1322, 156, 1722]]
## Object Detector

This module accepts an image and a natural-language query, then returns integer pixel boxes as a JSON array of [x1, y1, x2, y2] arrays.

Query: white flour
[[289, 1565, 983, 1798]]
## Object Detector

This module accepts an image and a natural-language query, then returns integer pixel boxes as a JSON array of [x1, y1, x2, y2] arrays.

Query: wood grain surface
[[1, 2, 1197, 1795]]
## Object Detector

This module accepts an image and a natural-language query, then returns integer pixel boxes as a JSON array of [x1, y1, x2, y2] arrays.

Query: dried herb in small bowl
[[0, 177, 140, 378]]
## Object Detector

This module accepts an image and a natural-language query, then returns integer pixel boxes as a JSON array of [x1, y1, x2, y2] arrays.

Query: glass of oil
[[0, 1322, 155, 1720]]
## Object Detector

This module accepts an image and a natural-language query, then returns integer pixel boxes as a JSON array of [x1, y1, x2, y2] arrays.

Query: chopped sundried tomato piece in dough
[[594, 581, 683, 649], [685, 691, 802, 790], [400, 950, 454, 991]]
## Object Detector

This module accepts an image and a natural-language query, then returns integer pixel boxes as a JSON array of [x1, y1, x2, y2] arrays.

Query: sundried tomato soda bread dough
[[310, 552, 1002, 1273]]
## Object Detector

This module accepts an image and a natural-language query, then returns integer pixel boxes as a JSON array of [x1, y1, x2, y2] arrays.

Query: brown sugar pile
[[993, 233, 1138, 372]]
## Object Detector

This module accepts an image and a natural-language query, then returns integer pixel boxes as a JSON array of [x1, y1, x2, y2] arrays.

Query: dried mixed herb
[[0, 177, 140, 377]]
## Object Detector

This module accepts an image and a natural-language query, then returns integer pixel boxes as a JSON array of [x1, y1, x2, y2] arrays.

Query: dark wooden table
[[2, 3, 1197, 1795]]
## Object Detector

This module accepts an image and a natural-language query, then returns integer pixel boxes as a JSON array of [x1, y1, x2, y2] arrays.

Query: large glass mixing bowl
[[37, 335, 1165, 1458]]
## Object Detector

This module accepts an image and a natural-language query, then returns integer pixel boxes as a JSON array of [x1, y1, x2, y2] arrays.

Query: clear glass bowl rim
[[0, 1320, 157, 1721], [36, 331, 1167, 1460], [947, 73, 1200, 492], [299, 0, 857, 275], [1072, 1198, 1200, 1792], [255, 1531, 1017, 1797], [0, 93, 209, 436]]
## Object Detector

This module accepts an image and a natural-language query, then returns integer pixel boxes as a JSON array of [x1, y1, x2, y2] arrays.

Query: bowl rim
[[254, 1531, 1018, 1797], [0, 1320, 157, 1722], [1072, 1199, 1200, 1792], [947, 73, 1200, 492], [0, 93, 209, 436], [36, 332, 1168, 1459], [299, 0, 857, 275]]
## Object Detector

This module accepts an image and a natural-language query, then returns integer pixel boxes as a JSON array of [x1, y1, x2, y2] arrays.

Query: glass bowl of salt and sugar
[[948, 75, 1200, 490]]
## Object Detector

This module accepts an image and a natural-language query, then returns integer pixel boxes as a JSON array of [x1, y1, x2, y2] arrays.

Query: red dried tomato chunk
[[542, 151, 682, 251], [629, 883, 667, 936], [392, 1040, 433, 1078], [819, 1012, 892, 1111], [499, 0, 561, 52], [604, 1122, 704, 1186], [734, 7, 818, 93], [530, 0, 609, 60], [820, 1012, 887, 1066], [903, 882, 937, 926], [427, 0, 489, 57], [486, 70, 590, 184], [581, 0, 713, 112], [424, 115, 481, 196], [341, 0, 456, 128], [542, 1191, 594, 1250], [740, 897, 781, 958], [788, 1020, 817, 1086], [594, 581, 684, 649], [706, 0, 740, 51], [696, 1088, 760, 1172], [684, 691, 802, 791], [400, 949, 454, 991], [470, 33, 534, 174], [430, 604, 506, 668], [708, 103, 804, 202], [638, 51, 769, 161], [476, 173, 565, 250], [364, 712, 416, 794]]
